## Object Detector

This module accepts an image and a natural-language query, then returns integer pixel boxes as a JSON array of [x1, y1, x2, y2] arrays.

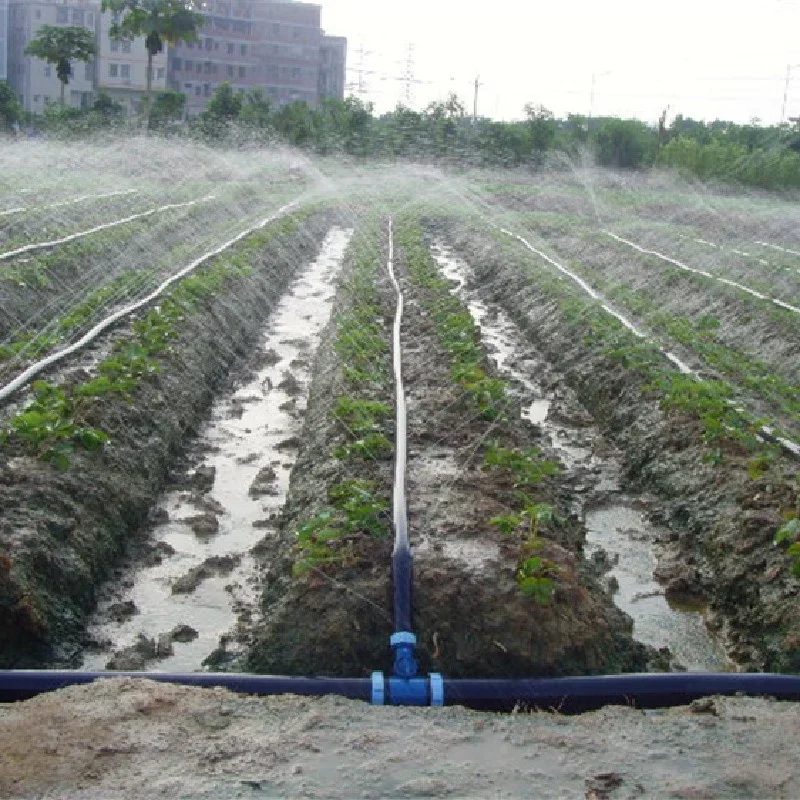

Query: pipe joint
[[390, 631, 418, 679], [370, 672, 445, 706]]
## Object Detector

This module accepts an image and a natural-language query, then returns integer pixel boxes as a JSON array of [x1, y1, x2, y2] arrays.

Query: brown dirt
[[1, 678, 799, 799]]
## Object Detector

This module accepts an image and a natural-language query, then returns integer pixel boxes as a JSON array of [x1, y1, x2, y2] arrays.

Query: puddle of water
[[585, 505, 729, 671], [81, 228, 353, 671], [430, 241, 726, 671], [416, 537, 502, 569], [529, 399, 551, 424]]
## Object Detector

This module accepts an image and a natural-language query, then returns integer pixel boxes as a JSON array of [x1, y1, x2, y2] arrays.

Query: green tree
[[101, 0, 204, 118], [239, 88, 272, 131], [594, 118, 658, 168], [524, 103, 557, 159], [25, 26, 97, 108], [148, 89, 186, 130], [196, 82, 241, 138], [0, 81, 22, 131], [272, 100, 317, 146]]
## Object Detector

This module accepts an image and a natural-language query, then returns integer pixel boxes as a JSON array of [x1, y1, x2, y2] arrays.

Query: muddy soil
[[0, 212, 335, 668], [246, 222, 648, 678], [436, 216, 800, 672], [2, 678, 799, 799]]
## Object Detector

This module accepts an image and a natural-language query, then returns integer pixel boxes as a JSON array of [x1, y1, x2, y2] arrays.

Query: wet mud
[[247, 223, 649, 678], [0, 212, 336, 668], [436, 215, 800, 672]]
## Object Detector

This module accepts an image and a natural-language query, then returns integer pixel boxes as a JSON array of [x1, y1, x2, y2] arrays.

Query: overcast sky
[[318, 0, 800, 125]]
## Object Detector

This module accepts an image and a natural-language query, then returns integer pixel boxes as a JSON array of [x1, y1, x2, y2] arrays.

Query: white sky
[[319, 0, 800, 124]]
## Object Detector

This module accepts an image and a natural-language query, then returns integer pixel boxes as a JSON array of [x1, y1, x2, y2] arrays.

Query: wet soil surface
[[0, 213, 336, 668], [247, 221, 648, 678], [2, 678, 799, 799], [80, 229, 352, 671], [431, 243, 728, 671], [436, 216, 800, 672]]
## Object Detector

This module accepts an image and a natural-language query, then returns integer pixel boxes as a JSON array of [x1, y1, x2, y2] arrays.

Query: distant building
[[0, 0, 9, 83], [95, 7, 167, 115], [318, 34, 346, 104], [168, 0, 346, 116], [7, 0, 99, 113]]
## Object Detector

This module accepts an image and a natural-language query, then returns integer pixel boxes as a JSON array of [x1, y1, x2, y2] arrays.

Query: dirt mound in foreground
[[1, 678, 798, 799]]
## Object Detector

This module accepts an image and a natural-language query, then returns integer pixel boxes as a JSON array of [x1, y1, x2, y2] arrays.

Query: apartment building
[[95, 7, 167, 114], [169, 0, 346, 115], [318, 34, 345, 104], [0, 0, 9, 83], [7, 0, 99, 113]]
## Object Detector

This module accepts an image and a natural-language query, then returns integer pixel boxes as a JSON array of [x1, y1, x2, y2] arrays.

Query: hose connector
[[390, 631, 418, 679]]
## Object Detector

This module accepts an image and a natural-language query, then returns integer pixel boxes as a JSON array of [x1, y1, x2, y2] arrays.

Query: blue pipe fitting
[[390, 631, 418, 679], [371, 671, 385, 705], [370, 672, 444, 706]]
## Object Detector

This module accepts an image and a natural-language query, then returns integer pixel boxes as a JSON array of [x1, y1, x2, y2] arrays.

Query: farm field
[[1, 140, 799, 687]]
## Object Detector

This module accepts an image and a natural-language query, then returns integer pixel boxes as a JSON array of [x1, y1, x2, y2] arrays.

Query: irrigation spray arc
[[4, 220, 800, 710]]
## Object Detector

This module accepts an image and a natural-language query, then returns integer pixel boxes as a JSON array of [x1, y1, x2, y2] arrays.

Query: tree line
[[1, 0, 799, 192]]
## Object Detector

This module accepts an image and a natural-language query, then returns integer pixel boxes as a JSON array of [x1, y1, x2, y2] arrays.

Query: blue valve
[[390, 631, 418, 679]]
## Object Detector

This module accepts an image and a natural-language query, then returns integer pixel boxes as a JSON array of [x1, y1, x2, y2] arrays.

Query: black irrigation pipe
[[3, 671, 800, 713]]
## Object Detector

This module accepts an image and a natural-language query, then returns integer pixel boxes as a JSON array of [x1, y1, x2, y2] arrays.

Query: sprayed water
[[81, 228, 353, 672], [431, 243, 727, 670]]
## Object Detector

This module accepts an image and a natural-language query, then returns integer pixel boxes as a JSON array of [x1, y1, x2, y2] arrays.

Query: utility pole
[[781, 63, 800, 124], [473, 75, 482, 122], [401, 43, 416, 105]]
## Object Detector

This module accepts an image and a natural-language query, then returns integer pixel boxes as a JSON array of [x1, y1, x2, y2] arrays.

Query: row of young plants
[[0, 270, 153, 368], [1, 211, 313, 471], [395, 217, 564, 603], [539, 241, 800, 447], [0, 189, 300, 368], [479, 220, 800, 584], [0, 191, 149, 254], [291, 221, 394, 578]]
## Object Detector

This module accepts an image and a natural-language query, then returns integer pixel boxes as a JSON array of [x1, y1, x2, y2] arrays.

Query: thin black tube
[[4, 671, 800, 712], [392, 548, 413, 633]]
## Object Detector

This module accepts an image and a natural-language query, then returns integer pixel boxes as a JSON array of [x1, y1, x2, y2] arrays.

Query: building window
[[195, 63, 202, 73], [35, 10, 41, 19], [33, 94, 40, 102], [214, 41, 219, 50], [56, 8, 68, 23], [291, 68, 300, 79], [85, 63, 94, 81], [203, 83, 210, 97], [195, 85, 201, 95], [173, 57, 182, 71], [184, 83, 192, 90], [120, 64, 130, 79], [184, 59, 192, 71], [121, 41, 131, 54], [227, 65, 233, 78], [238, 66, 245, 78], [110, 40, 119, 52], [272, 23, 279, 35], [205, 37, 212, 50], [109, 63, 118, 78], [157, 67, 165, 80], [72, 10, 84, 25], [44, 65, 52, 77], [226, 43, 234, 54], [87, 13, 94, 26], [240, 44, 246, 56]]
